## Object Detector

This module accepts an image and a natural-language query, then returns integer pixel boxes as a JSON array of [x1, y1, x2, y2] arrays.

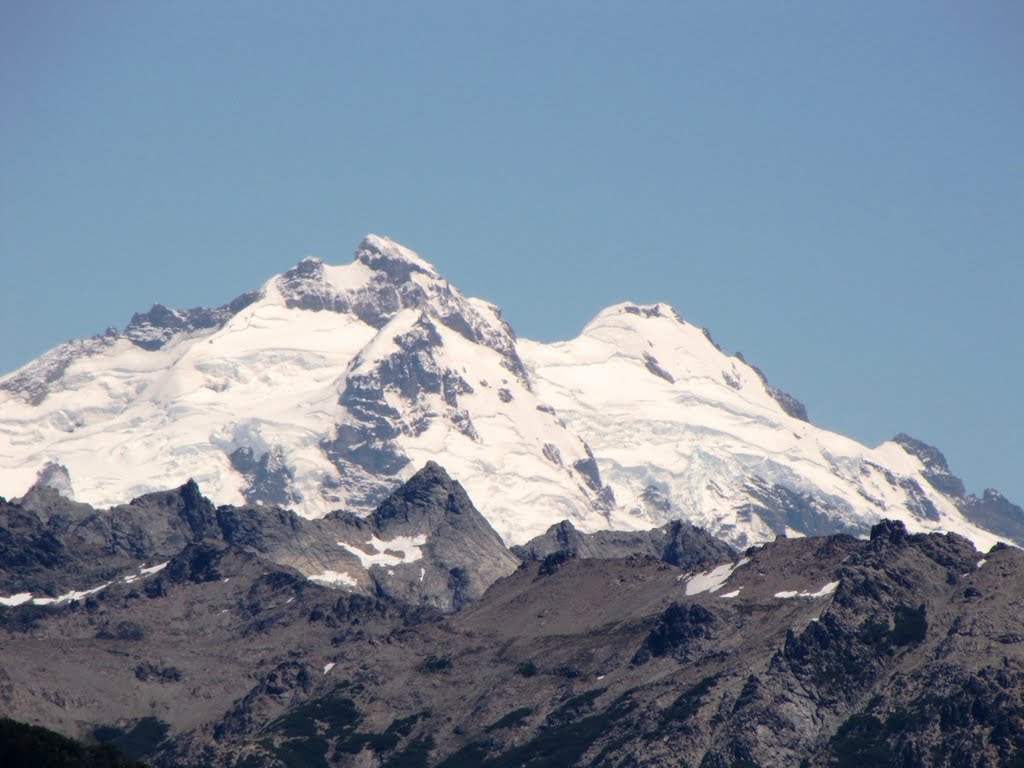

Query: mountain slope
[[0, 235, 1015, 549], [0, 236, 612, 544], [2, 483, 1022, 768], [1, 462, 517, 615], [519, 303, 1007, 548]]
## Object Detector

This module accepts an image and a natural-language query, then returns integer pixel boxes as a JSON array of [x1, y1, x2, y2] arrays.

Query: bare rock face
[[513, 517, 735, 570], [27, 462, 76, 500], [326, 461, 521, 612], [122, 293, 260, 352], [895, 432, 1024, 544], [1, 462, 519, 616]]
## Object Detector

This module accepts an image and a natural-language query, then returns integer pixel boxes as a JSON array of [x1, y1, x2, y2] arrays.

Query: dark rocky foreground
[[1, 465, 1023, 767]]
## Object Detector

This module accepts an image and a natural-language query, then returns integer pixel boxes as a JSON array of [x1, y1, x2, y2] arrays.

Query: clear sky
[[1, 2, 1022, 504]]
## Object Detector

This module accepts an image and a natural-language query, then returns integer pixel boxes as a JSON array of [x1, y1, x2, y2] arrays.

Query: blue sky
[[1, 2, 1022, 504]]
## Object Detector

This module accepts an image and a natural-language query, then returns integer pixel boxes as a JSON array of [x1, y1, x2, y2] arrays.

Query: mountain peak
[[371, 461, 470, 531], [586, 302, 685, 328], [291, 255, 324, 273], [622, 302, 684, 322], [893, 433, 951, 474], [356, 234, 440, 281]]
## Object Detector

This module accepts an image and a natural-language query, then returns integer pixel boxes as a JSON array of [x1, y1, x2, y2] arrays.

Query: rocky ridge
[[1, 466, 1022, 767], [1, 462, 516, 615]]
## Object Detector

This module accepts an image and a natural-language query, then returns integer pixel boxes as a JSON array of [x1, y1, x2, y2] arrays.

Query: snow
[[775, 581, 840, 599], [1, 581, 116, 606], [685, 557, 750, 596], [810, 580, 841, 597], [47, 583, 112, 604], [323, 662, 336, 674], [977, 559, 987, 568], [321, 260, 375, 294], [720, 588, 742, 598], [520, 303, 1004, 550], [1, 558, 170, 608], [0, 593, 33, 607], [7, 581, 116, 606], [308, 569, 357, 588], [339, 534, 428, 568]]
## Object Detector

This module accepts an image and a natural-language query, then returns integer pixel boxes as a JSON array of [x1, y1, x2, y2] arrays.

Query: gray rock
[[123, 293, 258, 352], [3, 514, 1024, 768], [894, 433, 1024, 544], [512, 517, 735, 570], [735, 351, 809, 422], [333, 461, 521, 612]]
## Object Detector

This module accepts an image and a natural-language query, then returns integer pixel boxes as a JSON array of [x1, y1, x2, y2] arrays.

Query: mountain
[[511, 518, 736, 571], [0, 234, 1018, 550], [1, 462, 516, 615], [1, 467, 1022, 767]]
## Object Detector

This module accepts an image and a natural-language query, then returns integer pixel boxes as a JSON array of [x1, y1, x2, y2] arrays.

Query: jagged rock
[[2, 509, 1024, 767], [893, 432, 966, 498], [27, 462, 75, 500], [894, 433, 1024, 546], [632, 603, 717, 663], [962, 489, 1024, 545], [122, 292, 259, 352], [330, 461, 521, 612], [513, 517, 735, 570], [736, 351, 810, 422]]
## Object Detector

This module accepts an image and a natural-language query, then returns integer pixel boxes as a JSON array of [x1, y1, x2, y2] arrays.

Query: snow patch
[[685, 557, 750, 595], [340, 534, 428, 569], [308, 569, 358, 588], [2, 559, 169, 608], [323, 662, 336, 675], [775, 580, 839, 599], [0, 593, 33, 607], [49, 583, 112, 604]]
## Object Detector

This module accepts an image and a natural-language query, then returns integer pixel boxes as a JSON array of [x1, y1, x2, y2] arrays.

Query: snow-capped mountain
[[0, 235, 1017, 549], [519, 306, 1012, 548]]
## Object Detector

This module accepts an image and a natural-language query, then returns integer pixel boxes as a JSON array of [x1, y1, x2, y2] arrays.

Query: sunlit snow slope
[[0, 236, 1011, 548], [519, 304, 1003, 548]]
